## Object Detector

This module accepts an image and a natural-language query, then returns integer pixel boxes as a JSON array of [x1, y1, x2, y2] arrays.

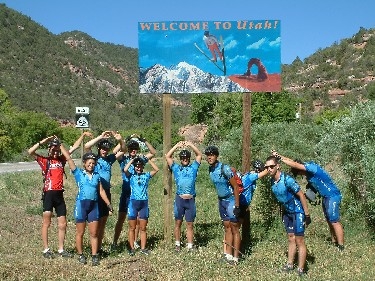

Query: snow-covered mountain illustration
[[139, 62, 246, 94]]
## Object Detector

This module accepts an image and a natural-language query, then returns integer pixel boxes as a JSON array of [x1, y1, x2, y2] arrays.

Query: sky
[[1, 0, 374, 65]]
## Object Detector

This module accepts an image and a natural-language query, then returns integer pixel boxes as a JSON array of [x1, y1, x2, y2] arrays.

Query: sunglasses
[[264, 164, 277, 169]]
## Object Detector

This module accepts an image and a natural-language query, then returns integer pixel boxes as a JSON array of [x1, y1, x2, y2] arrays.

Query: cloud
[[246, 36, 280, 50]]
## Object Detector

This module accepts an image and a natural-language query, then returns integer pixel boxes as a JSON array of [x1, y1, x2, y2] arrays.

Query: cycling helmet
[[127, 139, 140, 150], [82, 152, 97, 161], [48, 138, 61, 148], [204, 30, 209, 36], [252, 159, 265, 172], [179, 149, 191, 159], [133, 157, 145, 166], [97, 139, 112, 150], [204, 145, 219, 156]]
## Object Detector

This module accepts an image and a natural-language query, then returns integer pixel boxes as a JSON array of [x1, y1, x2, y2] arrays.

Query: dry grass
[[0, 161, 374, 281]]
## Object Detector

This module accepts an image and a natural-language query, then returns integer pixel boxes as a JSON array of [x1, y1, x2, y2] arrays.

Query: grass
[[0, 160, 374, 280]]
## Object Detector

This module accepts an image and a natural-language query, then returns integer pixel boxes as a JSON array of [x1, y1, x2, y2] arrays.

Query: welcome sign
[[138, 20, 281, 94]]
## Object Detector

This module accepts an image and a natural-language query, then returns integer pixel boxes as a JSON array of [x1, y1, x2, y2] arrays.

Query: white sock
[[43, 248, 50, 253], [187, 243, 193, 249], [226, 254, 233, 260], [233, 257, 239, 262], [175, 241, 181, 247]]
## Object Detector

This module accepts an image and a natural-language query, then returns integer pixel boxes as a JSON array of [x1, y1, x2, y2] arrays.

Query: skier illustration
[[203, 31, 223, 63]]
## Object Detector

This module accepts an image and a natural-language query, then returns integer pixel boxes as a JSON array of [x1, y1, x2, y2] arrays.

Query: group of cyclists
[[29, 133, 344, 276]]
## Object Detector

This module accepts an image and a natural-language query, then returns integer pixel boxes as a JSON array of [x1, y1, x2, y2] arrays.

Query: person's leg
[[42, 211, 52, 250], [57, 215, 68, 251], [134, 217, 141, 247], [88, 221, 99, 255], [97, 215, 108, 250], [174, 219, 183, 246], [223, 220, 233, 256], [331, 221, 344, 246], [139, 219, 148, 250], [113, 212, 126, 245], [295, 235, 307, 272], [186, 222, 194, 246], [230, 222, 241, 260], [128, 219, 137, 250], [287, 234, 297, 265], [324, 196, 344, 248], [75, 222, 86, 254]]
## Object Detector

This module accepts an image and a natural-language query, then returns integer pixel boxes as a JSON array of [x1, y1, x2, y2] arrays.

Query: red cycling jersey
[[36, 155, 66, 191]]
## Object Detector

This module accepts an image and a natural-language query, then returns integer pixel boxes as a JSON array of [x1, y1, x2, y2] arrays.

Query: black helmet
[[127, 139, 140, 150], [252, 159, 265, 172], [204, 30, 209, 36], [82, 152, 97, 161], [204, 146, 219, 156], [133, 157, 145, 166], [97, 139, 112, 150], [179, 149, 191, 159], [48, 138, 61, 148]]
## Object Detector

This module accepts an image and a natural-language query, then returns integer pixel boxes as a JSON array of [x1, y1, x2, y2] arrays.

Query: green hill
[[0, 4, 191, 131], [1, 3, 374, 130]]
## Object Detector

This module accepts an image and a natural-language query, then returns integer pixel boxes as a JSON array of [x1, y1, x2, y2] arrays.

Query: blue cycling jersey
[[72, 168, 101, 201], [94, 154, 116, 190], [170, 160, 200, 196], [271, 172, 304, 214], [209, 162, 234, 199], [304, 161, 341, 197], [129, 171, 152, 200]]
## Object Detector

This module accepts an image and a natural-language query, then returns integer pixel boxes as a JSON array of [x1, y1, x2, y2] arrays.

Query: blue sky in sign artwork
[[138, 20, 281, 77]]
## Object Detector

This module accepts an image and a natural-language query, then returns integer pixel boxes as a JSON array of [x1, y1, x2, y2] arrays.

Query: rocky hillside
[[1, 4, 374, 131]]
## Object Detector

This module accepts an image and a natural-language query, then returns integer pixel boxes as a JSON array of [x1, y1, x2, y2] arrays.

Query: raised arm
[[186, 141, 202, 164], [136, 134, 156, 159], [60, 143, 76, 171], [165, 141, 183, 167], [271, 150, 306, 171], [69, 131, 93, 154], [84, 131, 111, 151], [149, 159, 160, 177], [28, 135, 57, 158], [123, 158, 133, 177], [112, 131, 126, 159]]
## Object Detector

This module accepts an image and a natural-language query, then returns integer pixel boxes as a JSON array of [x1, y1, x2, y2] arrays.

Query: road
[[0, 161, 41, 174], [0, 160, 80, 174]]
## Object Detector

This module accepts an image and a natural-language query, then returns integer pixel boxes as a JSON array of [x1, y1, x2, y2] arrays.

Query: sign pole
[[241, 91, 252, 251], [163, 93, 173, 243]]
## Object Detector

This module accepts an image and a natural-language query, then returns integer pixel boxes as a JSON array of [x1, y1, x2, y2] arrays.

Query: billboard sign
[[138, 20, 281, 94]]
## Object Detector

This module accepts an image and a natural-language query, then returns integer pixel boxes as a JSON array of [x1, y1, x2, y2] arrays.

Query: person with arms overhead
[[265, 155, 311, 277], [124, 157, 159, 256], [166, 141, 202, 252], [60, 145, 113, 266], [84, 130, 126, 256], [27, 132, 92, 259], [272, 150, 344, 251], [111, 134, 156, 251]]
